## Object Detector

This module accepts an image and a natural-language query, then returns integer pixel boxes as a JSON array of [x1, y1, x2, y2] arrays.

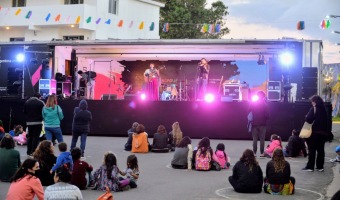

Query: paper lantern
[[117, 20, 123, 27], [75, 16, 81, 24], [297, 21, 305, 30], [149, 22, 155, 31]]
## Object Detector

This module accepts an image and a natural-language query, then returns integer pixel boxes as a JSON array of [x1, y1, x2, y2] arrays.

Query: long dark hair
[[240, 149, 258, 171], [10, 158, 37, 182], [215, 143, 227, 160], [198, 137, 211, 156], [127, 154, 139, 171], [177, 136, 191, 148], [0, 134, 15, 149], [55, 165, 72, 183], [104, 152, 117, 179], [157, 125, 167, 134], [310, 95, 324, 106], [272, 148, 286, 173], [33, 140, 54, 164], [136, 124, 145, 134]]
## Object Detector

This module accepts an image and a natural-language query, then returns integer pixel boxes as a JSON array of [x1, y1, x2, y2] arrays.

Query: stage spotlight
[[251, 95, 259, 102], [140, 93, 147, 101], [279, 52, 293, 66], [16, 53, 25, 62], [204, 93, 215, 103]]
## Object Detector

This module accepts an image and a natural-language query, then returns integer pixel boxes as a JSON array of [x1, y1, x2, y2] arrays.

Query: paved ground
[[1, 125, 339, 200]]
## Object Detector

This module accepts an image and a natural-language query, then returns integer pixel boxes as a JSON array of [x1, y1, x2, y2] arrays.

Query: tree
[[159, 0, 229, 39]]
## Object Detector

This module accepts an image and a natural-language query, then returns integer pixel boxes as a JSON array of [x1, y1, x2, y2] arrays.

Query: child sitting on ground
[[13, 125, 27, 145], [212, 143, 230, 169], [330, 146, 340, 163], [51, 142, 73, 173], [70, 147, 93, 190], [284, 129, 307, 157], [119, 154, 140, 189], [264, 134, 282, 158]]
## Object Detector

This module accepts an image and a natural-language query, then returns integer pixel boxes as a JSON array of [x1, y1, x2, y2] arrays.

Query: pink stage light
[[252, 95, 259, 102], [140, 93, 147, 100], [204, 93, 215, 103]]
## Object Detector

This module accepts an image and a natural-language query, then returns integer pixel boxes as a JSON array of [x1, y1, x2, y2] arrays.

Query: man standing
[[24, 93, 45, 156], [197, 58, 210, 100], [249, 91, 268, 157], [77, 70, 96, 100], [144, 63, 160, 101]]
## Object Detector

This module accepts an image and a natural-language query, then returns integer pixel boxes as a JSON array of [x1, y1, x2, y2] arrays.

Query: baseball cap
[[336, 146, 340, 153]]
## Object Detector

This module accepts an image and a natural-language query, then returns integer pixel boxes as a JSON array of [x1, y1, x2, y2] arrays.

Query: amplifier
[[101, 94, 117, 100], [267, 81, 281, 101], [39, 79, 56, 97], [223, 83, 240, 100]]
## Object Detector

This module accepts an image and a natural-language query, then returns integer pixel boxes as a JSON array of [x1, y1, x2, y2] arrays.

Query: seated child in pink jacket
[[212, 143, 230, 169], [13, 125, 27, 145], [264, 134, 282, 158]]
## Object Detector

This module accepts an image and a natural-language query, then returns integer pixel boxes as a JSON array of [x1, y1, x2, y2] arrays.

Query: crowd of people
[[0, 94, 339, 199]]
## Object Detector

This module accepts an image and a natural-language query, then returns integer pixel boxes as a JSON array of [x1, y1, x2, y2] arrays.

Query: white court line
[[215, 187, 324, 200]]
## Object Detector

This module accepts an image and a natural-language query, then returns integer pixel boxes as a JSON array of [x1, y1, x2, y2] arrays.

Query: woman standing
[[33, 140, 57, 186], [0, 134, 21, 182], [302, 95, 328, 172], [6, 158, 44, 200], [264, 148, 295, 195], [42, 94, 64, 143], [70, 99, 92, 157], [228, 149, 263, 193]]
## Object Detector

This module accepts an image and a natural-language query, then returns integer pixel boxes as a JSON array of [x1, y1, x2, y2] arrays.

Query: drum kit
[[160, 80, 190, 101]]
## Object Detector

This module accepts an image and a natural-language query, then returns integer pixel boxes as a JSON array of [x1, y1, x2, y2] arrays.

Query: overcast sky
[[208, 0, 340, 64]]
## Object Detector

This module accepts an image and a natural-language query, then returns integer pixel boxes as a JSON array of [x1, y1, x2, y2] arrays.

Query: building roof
[[135, 0, 165, 7]]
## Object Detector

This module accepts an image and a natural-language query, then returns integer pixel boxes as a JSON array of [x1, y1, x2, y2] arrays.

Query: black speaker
[[302, 67, 317, 99], [302, 88, 317, 99], [124, 94, 138, 101], [101, 94, 117, 100], [302, 67, 317, 78]]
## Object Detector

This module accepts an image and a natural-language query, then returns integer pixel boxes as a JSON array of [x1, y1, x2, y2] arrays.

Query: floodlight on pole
[[332, 31, 340, 34], [326, 15, 340, 18], [16, 53, 25, 62], [279, 52, 294, 67]]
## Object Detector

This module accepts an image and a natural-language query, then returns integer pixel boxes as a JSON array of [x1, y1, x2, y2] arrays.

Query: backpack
[[195, 148, 211, 171]]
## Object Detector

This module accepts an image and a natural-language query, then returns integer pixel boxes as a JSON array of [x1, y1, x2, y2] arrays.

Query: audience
[[124, 122, 139, 151], [70, 99, 92, 158], [44, 165, 83, 200], [194, 137, 214, 171], [33, 140, 57, 186], [6, 158, 44, 200], [228, 149, 263, 193], [264, 148, 295, 195], [329, 146, 340, 163], [284, 129, 307, 158], [13, 125, 27, 146], [51, 142, 73, 173], [0, 134, 21, 182], [213, 143, 230, 169], [152, 125, 171, 152], [169, 122, 183, 151], [119, 154, 140, 189], [264, 134, 282, 158], [71, 147, 93, 190], [171, 136, 193, 170], [131, 124, 149, 153]]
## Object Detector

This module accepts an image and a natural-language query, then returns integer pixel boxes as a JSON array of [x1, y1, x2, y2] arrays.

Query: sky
[[207, 0, 340, 64]]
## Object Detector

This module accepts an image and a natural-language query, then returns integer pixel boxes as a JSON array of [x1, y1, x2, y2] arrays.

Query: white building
[[0, 0, 164, 42]]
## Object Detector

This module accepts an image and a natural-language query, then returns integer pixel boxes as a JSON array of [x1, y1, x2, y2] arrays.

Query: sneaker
[[302, 168, 314, 172], [121, 185, 130, 191], [259, 154, 266, 159], [316, 168, 324, 172], [330, 158, 340, 163]]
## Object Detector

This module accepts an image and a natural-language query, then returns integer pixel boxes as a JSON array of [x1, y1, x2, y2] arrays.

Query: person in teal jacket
[[42, 94, 64, 143]]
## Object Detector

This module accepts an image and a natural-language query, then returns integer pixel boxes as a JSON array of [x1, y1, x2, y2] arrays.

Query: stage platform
[[0, 99, 332, 141]]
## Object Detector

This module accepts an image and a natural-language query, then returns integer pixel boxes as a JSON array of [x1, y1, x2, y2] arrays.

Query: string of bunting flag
[[162, 22, 221, 34]]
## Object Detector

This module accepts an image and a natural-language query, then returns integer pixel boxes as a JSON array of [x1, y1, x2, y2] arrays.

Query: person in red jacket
[[70, 147, 93, 190]]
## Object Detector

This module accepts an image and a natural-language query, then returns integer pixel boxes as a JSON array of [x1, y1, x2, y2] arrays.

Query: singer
[[144, 63, 161, 101], [197, 58, 210, 100]]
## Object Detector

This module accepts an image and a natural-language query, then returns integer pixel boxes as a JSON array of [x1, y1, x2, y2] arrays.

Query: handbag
[[299, 122, 312, 138], [97, 186, 114, 200]]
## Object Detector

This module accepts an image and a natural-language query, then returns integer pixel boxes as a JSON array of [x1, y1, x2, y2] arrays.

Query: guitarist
[[197, 58, 210, 100], [143, 63, 161, 101]]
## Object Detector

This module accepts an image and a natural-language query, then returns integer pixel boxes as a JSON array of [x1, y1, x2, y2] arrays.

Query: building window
[[10, 37, 25, 42], [64, 0, 84, 5], [63, 35, 84, 41], [12, 0, 26, 7], [108, 0, 119, 15]]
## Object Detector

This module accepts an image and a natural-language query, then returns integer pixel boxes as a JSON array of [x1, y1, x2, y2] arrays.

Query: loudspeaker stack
[[302, 67, 317, 99]]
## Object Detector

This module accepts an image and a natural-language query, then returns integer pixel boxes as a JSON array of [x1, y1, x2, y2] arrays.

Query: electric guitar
[[144, 65, 165, 83]]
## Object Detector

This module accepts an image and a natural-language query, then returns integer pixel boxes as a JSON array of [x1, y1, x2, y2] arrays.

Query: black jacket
[[286, 135, 307, 157], [230, 160, 263, 192], [266, 160, 291, 184], [72, 100, 92, 133], [23, 97, 45, 125], [305, 105, 327, 136], [249, 100, 268, 126], [152, 133, 169, 149], [35, 154, 57, 186]]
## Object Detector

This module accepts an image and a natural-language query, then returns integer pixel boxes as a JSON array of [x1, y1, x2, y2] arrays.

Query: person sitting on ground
[[171, 136, 193, 170], [0, 120, 5, 141], [264, 148, 295, 195], [119, 154, 140, 189], [213, 143, 230, 169], [33, 140, 57, 186], [131, 124, 149, 153], [264, 134, 282, 158], [284, 129, 307, 158], [195, 137, 215, 171], [124, 122, 138, 151], [6, 158, 44, 200], [228, 149, 263, 193], [330, 146, 340, 163], [0, 134, 21, 182], [70, 147, 94, 190], [152, 125, 171, 152], [13, 125, 27, 145], [45, 165, 83, 200], [169, 121, 183, 151], [93, 151, 126, 192], [51, 142, 73, 173]]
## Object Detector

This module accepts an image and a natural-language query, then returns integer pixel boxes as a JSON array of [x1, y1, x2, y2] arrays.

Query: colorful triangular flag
[[25, 11, 32, 19], [86, 17, 91, 24], [139, 21, 144, 30], [105, 19, 111, 25], [215, 24, 221, 33], [129, 21, 134, 28], [55, 14, 61, 22], [45, 13, 51, 22], [162, 23, 169, 32], [149, 22, 155, 31], [15, 8, 21, 16], [200, 24, 208, 33], [117, 20, 123, 27], [96, 18, 101, 24], [75, 16, 81, 24]]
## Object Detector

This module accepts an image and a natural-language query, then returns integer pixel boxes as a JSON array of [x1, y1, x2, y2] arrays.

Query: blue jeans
[[45, 127, 64, 143], [198, 78, 208, 99], [71, 132, 88, 155]]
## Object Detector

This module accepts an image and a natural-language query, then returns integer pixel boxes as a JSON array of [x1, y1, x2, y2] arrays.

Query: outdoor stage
[[0, 99, 332, 141]]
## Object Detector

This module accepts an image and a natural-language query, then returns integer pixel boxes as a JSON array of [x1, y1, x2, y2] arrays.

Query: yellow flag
[[76, 16, 81, 24], [15, 8, 22, 16]]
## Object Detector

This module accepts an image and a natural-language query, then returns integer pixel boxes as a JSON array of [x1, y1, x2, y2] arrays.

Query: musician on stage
[[144, 63, 160, 101], [77, 70, 96, 100], [197, 58, 210, 100]]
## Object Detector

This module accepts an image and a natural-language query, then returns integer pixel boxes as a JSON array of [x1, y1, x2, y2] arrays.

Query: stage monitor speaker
[[124, 94, 138, 101], [267, 91, 281, 101], [101, 94, 117, 100]]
